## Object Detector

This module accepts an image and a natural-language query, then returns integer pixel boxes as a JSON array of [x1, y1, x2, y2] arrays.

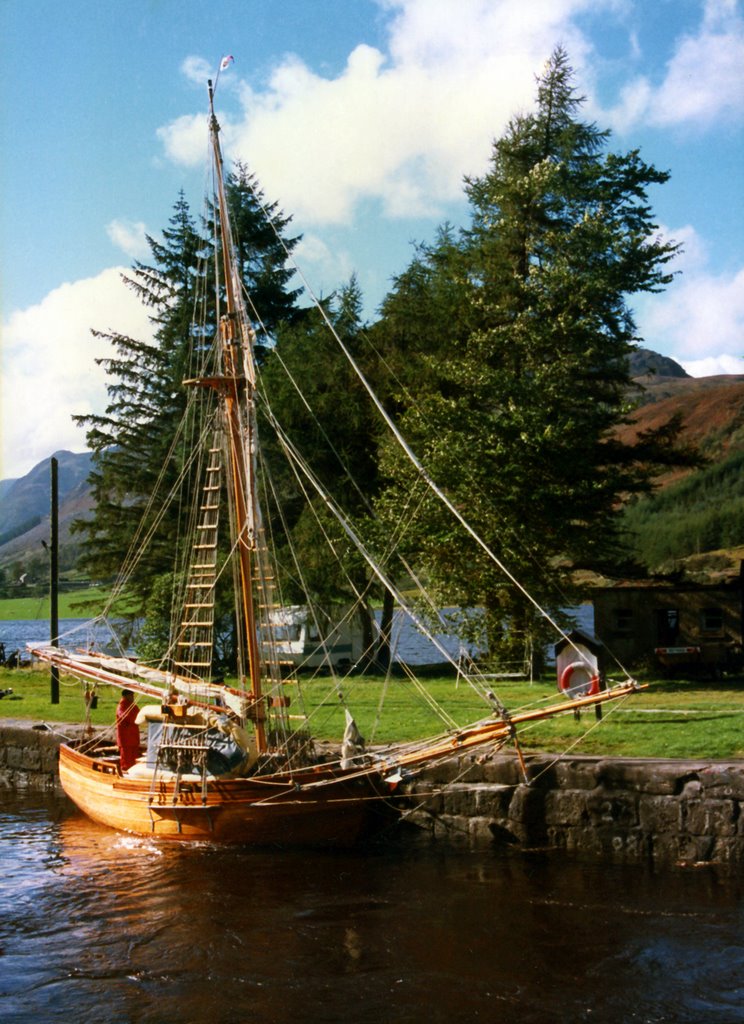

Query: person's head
[[121, 688, 134, 701]]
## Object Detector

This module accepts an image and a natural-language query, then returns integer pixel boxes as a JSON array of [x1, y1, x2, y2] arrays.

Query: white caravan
[[261, 606, 366, 672]]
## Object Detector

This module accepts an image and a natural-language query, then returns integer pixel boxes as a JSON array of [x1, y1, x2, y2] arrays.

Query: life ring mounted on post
[[559, 660, 600, 698]]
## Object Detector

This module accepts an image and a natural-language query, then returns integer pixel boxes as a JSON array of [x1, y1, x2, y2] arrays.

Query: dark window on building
[[656, 608, 679, 645], [701, 607, 724, 633], [614, 608, 633, 635]]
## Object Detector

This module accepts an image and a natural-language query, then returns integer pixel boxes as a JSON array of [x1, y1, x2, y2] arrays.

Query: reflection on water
[[2, 791, 744, 1023]]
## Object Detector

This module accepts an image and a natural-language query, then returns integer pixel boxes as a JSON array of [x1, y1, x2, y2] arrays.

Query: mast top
[[207, 79, 219, 135]]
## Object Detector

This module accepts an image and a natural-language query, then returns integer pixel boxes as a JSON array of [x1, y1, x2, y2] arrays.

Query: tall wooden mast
[[206, 79, 267, 750]]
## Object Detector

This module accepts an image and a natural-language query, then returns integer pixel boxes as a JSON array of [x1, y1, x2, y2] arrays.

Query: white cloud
[[160, 0, 606, 226], [106, 219, 150, 260], [635, 226, 744, 376], [6, 0, 742, 492], [293, 234, 355, 298], [157, 112, 208, 167], [181, 55, 213, 85], [1, 269, 154, 480], [681, 353, 744, 376], [157, 0, 743, 230], [606, 77, 654, 134], [650, 0, 744, 126], [606, 0, 744, 131]]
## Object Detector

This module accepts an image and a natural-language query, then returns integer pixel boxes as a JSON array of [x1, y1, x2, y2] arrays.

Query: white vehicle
[[260, 606, 366, 672]]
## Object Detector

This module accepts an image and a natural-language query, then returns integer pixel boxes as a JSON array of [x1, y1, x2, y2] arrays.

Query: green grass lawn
[[0, 588, 118, 620], [2, 664, 743, 759]]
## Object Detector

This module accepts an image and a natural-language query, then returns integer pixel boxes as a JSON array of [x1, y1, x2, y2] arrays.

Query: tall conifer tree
[[75, 193, 209, 594], [76, 175, 302, 610], [259, 277, 377, 599]]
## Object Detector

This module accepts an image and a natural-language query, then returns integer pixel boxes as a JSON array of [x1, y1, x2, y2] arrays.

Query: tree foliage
[[74, 48, 700, 675], [258, 277, 388, 660], [224, 163, 304, 356], [75, 180, 302, 611], [74, 193, 210, 596], [373, 47, 693, 666]]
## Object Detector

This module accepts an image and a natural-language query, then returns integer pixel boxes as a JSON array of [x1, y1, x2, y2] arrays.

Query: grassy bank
[[0, 589, 114, 621], [2, 666, 743, 760]]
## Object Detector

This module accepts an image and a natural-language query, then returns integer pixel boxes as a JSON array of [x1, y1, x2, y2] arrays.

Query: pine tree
[[258, 276, 397, 664], [76, 173, 303, 613], [222, 163, 303, 359], [75, 193, 210, 596], [259, 277, 377, 594]]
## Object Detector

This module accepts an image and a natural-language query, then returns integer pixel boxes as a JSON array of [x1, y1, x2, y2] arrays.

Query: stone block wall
[[0, 721, 66, 792], [404, 752, 744, 865]]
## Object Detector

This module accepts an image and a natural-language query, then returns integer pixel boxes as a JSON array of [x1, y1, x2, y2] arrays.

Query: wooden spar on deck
[[377, 680, 647, 773], [30, 646, 261, 719], [32, 648, 174, 703]]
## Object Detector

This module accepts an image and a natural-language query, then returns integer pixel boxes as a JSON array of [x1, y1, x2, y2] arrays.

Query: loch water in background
[[2, 791, 743, 1024], [0, 604, 593, 669], [0, 619, 127, 662], [0, 613, 478, 667]]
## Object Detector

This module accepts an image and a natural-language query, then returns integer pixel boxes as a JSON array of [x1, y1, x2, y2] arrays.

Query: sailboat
[[32, 75, 642, 846]]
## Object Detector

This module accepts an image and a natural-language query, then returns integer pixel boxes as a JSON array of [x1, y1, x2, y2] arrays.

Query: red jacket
[[116, 696, 141, 770]]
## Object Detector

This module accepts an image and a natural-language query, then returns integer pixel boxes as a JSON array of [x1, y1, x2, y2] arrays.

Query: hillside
[[619, 370, 744, 570], [0, 451, 94, 581], [0, 450, 93, 544], [628, 348, 690, 380], [622, 373, 744, 474]]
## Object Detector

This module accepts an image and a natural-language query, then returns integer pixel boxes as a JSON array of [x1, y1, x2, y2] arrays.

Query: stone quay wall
[[2, 720, 744, 865], [0, 720, 88, 793], [404, 751, 744, 866]]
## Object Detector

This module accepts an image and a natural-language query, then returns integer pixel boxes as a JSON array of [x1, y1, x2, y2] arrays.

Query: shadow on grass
[[619, 714, 743, 726], [642, 675, 744, 696]]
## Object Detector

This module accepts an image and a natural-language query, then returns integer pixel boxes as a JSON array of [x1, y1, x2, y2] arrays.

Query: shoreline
[[2, 718, 744, 866]]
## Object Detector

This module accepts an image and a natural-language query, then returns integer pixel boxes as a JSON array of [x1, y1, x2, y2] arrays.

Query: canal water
[[2, 791, 743, 1023]]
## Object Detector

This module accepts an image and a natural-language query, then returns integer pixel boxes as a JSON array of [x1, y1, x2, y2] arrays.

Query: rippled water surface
[[2, 791, 743, 1023]]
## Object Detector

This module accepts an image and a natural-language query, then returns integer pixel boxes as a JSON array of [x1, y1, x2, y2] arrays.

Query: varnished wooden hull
[[59, 743, 395, 847]]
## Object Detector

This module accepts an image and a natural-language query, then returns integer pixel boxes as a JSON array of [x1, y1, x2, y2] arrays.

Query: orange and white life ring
[[559, 660, 600, 697]]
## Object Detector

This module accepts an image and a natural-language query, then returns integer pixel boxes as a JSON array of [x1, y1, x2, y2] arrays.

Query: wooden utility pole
[[50, 457, 59, 704]]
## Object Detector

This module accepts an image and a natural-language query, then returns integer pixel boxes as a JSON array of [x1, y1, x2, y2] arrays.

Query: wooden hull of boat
[[59, 744, 394, 847]]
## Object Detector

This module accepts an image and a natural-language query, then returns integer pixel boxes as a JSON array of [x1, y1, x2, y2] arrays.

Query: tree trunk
[[376, 588, 395, 672]]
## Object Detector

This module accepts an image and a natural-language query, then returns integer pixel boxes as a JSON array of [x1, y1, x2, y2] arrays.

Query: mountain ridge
[[0, 451, 95, 578]]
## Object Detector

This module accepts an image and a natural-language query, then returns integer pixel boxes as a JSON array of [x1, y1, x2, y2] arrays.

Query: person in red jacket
[[116, 689, 141, 771]]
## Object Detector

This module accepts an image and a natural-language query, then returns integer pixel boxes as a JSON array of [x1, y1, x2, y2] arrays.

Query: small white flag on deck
[[220, 55, 234, 71]]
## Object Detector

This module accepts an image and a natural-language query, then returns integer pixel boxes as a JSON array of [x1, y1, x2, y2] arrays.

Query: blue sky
[[1, 0, 743, 479]]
